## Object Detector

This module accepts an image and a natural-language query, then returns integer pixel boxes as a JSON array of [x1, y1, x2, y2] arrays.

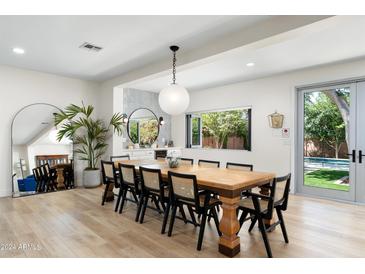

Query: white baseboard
[[0, 189, 12, 198]]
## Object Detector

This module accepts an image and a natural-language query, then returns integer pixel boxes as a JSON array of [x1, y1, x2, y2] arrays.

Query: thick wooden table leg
[[56, 168, 65, 189], [218, 196, 241, 257], [259, 185, 276, 231]]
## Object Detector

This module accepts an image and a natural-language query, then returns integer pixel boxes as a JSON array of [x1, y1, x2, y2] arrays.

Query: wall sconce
[[268, 111, 284, 128], [122, 113, 129, 124], [159, 116, 165, 126]]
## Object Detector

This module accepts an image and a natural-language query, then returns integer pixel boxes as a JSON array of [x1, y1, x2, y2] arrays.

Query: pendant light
[[158, 45, 190, 115]]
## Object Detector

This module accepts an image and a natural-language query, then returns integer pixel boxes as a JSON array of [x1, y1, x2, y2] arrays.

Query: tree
[[304, 92, 346, 158], [324, 88, 350, 146], [54, 103, 124, 169], [202, 109, 248, 149]]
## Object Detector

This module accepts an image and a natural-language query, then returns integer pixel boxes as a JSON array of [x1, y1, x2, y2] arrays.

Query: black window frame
[[186, 107, 252, 151]]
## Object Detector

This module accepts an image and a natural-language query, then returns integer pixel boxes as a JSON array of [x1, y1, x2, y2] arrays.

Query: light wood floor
[[1, 187, 365, 258]]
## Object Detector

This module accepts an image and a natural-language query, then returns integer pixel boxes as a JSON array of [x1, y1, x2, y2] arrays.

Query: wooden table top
[[115, 159, 275, 197]]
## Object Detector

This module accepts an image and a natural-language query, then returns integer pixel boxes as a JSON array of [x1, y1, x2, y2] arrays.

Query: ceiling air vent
[[79, 42, 103, 52]]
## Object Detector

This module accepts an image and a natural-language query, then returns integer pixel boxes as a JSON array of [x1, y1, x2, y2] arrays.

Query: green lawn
[[304, 169, 349, 191]]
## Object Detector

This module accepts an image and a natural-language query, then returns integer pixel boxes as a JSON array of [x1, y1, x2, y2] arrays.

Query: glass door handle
[[359, 150, 365, 164], [347, 150, 356, 163]]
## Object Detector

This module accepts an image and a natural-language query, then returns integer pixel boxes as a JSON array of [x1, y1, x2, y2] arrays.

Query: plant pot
[[83, 169, 101, 188]]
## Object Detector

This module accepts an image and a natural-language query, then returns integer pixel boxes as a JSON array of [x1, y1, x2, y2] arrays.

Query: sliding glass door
[[297, 83, 357, 201], [355, 82, 365, 202]]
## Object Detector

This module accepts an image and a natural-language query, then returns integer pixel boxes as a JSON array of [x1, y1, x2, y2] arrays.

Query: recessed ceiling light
[[13, 47, 25, 55], [246, 62, 255, 67]]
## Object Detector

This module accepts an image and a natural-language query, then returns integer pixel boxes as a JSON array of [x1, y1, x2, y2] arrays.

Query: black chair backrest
[[226, 162, 253, 171], [40, 164, 50, 180], [198, 159, 220, 168], [139, 166, 166, 200], [101, 160, 117, 184], [168, 171, 202, 209], [110, 155, 130, 161], [180, 158, 194, 165], [118, 163, 139, 190], [258, 173, 291, 219], [32, 168, 41, 182], [274, 173, 291, 211]]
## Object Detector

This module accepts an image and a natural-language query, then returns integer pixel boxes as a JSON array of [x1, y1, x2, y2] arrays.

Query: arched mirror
[[11, 103, 74, 198], [127, 108, 159, 148]]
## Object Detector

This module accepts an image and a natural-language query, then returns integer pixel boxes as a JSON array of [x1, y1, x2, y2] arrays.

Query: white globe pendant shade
[[159, 84, 190, 115]]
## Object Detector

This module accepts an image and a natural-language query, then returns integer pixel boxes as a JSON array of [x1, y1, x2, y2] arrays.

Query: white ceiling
[[0, 15, 273, 81], [12, 104, 58, 145], [129, 16, 365, 92]]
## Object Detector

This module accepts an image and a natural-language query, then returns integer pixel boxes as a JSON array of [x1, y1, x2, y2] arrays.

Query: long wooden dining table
[[115, 159, 275, 257]]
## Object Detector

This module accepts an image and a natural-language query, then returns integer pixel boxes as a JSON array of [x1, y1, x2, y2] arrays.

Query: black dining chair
[[226, 162, 253, 171], [40, 163, 57, 192], [198, 159, 220, 168], [101, 160, 119, 206], [63, 165, 74, 189], [110, 155, 130, 162], [32, 167, 43, 192], [166, 171, 222, 251], [180, 158, 194, 165], [115, 163, 140, 214], [137, 166, 170, 226], [237, 173, 291, 258]]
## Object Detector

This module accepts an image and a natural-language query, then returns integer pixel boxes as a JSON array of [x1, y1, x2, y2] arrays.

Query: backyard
[[304, 88, 350, 191], [304, 169, 349, 191]]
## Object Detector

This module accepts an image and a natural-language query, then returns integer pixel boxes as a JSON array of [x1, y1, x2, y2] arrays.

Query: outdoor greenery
[[129, 119, 158, 147], [191, 117, 201, 146], [200, 109, 249, 149], [304, 169, 349, 191], [129, 120, 139, 144], [54, 103, 124, 169], [139, 119, 158, 146], [304, 90, 349, 158]]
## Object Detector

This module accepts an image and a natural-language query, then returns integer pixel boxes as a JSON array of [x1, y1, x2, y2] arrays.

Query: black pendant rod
[[170, 45, 179, 85]]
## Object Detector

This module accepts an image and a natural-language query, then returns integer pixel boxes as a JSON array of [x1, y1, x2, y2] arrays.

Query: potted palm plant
[[54, 103, 124, 187]]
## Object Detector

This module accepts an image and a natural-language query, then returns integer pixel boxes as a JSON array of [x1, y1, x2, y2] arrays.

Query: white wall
[[171, 58, 365, 192], [12, 145, 29, 178], [0, 65, 100, 197], [27, 144, 73, 171]]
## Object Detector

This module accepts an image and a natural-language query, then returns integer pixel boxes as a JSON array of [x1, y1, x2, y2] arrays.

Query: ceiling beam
[[102, 15, 333, 89]]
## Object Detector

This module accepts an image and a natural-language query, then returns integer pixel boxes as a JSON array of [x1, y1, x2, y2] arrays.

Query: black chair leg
[[248, 215, 257, 232], [139, 195, 149, 224], [131, 189, 139, 203], [161, 201, 171, 234], [101, 183, 109, 206], [208, 209, 212, 223], [211, 207, 222, 236], [115, 187, 124, 212], [135, 195, 144, 222], [257, 215, 273, 258], [160, 200, 166, 211], [152, 195, 162, 212], [188, 206, 198, 226], [119, 188, 128, 214], [168, 204, 178, 237], [276, 208, 289, 243], [179, 205, 188, 224], [239, 210, 249, 228], [197, 210, 208, 251]]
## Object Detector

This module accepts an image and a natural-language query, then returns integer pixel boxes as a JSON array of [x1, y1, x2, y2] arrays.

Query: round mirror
[[127, 108, 159, 147], [11, 103, 74, 197]]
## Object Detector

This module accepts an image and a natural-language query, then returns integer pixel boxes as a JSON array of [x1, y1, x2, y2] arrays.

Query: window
[[186, 107, 251, 151], [129, 119, 158, 146]]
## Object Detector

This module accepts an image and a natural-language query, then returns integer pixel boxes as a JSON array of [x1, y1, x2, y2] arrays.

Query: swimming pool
[[304, 157, 349, 171]]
